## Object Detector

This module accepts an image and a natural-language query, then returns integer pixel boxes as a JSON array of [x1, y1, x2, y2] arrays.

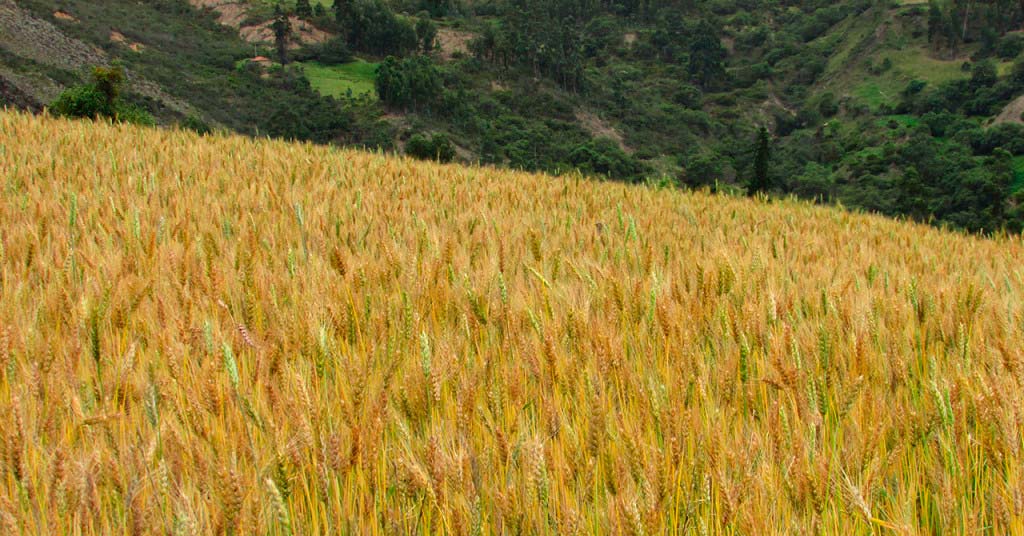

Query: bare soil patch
[[53, 10, 77, 23], [188, 0, 249, 28], [109, 30, 145, 52], [575, 109, 632, 153], [993, 94, 1024, 125], [436, 28, 473, 60], [240, 16, 332, 48]]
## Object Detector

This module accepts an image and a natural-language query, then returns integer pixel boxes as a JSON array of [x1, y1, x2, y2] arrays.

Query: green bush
[[48, 66, 155, 126], [568, 138, 645, 181], [406, 132, 455, 162], [317, 38, 354, 65], [375, 56, 443, 110], [49, 84, 111, 119]]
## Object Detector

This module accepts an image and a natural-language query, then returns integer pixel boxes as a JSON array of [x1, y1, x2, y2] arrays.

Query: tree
[[272, 5, 292, 65], [567, 138, 645, 181], [1011, 55, 1024, 87], [406, 132, 455, 162], [415, 17, 437, 55], [749, 127, 772, 194], [897, 167, 929, 221], [92, 65, 125, 114], [970, 59, 998, 89], [682, 152, 723, 187], [985, 148, 1013, 223], [688, 20, 727, 89], [421, 0, 450, 17], [317, 37, 353, 65], [49, 65, 154, 125], [375, 55, 443, 110], [928, 1, 944, 46], [334, 0, 353, 31], [345, 1, 418, 56], [296, 0, 313, 18]]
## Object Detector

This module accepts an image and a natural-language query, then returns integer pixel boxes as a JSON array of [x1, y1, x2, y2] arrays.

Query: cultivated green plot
[[299, 60, 379, 99]]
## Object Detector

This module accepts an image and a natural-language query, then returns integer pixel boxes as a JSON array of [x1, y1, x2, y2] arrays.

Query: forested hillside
[[3, 0, 1024, 233]]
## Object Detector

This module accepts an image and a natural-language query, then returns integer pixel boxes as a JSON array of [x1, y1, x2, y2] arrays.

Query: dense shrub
[[49, 66, 155, 126], [406, 132, 456, 162], [375, 56, 444, 110]]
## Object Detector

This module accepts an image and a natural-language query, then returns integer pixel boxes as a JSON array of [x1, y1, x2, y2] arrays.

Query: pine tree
[[749, 127, 771, 195], [296, 0, 313, 18], [272, 5, 292, 65]]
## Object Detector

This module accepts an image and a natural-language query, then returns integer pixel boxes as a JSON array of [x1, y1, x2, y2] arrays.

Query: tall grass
[[0, 111, 1023, 533]]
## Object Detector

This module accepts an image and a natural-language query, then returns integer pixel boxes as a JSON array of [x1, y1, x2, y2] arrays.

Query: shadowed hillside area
[[1, 111, 1024, 533]]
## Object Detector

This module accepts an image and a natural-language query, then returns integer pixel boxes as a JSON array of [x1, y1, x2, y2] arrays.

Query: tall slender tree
[[749, 127, 772, 194], [272, 5, 292, 65]]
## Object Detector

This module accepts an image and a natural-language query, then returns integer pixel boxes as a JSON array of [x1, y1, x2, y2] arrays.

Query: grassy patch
[[300, 59, 379, 99], [877, 114, 921, 128], [851, 46, 975, 110]]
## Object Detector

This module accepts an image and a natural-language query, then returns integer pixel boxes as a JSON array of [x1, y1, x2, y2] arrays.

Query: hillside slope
[[2, 112, 1024, 533], [0, 0, 362, 141]]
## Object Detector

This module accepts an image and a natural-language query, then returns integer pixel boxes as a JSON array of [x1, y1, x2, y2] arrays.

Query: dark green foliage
[[927, 1, 943, 45], [996, 35, 1024, 59], [92, 65, 124, 111], [897, 167, 929, 222], [182, 114, 212, 135], [334, 0, 354, 30], [344, 0, 418, 56], [466, 0, 585, 91], [316, 38, 354, 65], [272, 5, 292, 65], [567, 138, 645, 181], [749, 127, 772, 194], [415, 17, 438, 55], [50, 84, 110, 119], [688, 20, 728, 89], [682, 152, 724, 187], [970, 60, 998, 90], [375, 56, 443, 110], [1012, 56, 1024, 86], [296, 0, 313, 18], [49, 65, 154, 126], [420, 0, 451, 17], [406, 132, 455, 162]]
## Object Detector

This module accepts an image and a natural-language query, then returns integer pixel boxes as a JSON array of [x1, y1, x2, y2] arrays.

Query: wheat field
[[1, 111, 1024, 534]]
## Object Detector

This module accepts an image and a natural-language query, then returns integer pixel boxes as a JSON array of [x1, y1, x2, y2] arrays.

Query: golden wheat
[[0, 111, 1023, 533]]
